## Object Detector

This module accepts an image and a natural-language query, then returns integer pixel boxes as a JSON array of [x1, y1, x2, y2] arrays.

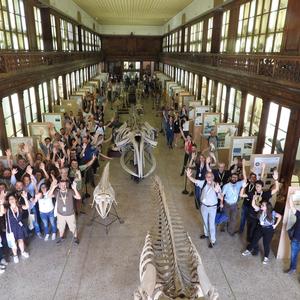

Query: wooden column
[[227, 3, 239, 53], [56, 15, 62, 51], [41, 8, 53, 51], [0, 99, 8, 152], [197, 75, 202, 101], [180, 28, 184, 52], [202, 18, 208, 53], [256, 100, 270, 153], [211, 79, 218, 112], [24, 0, 37, 50], [237, 90, 247, 136], [223, 84, 230, 122], [47, 81, 53, 112], [35, 86, 42, 122], [17, 91, 28, 136], [62, 75, 67, 100], [281, 0, 300, 54], [280, 109, 300, 192], [204, 77, 210, 105], [211, 11, 222, 53]]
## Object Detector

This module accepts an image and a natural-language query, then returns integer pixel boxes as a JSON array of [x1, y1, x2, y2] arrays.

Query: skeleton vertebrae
[[134, 176, 219, 300], [92, 162, 116, 219], [115, 112, 157, 179]]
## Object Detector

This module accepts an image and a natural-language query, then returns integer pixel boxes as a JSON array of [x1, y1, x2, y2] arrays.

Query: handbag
[[215, 209, 229, 225], [6, 210, 17, 249]]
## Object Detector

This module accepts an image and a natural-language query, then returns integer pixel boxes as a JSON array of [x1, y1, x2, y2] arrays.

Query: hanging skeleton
[[92, 162, 116, 219], [115, 112, 157, 179], [134, 176, 219, 300]]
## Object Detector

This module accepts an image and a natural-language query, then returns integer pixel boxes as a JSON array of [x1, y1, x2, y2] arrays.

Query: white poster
[[8, 137, 34, 156], [250, 154, 283, 189], [230, 136, 257, 166], [43, 113, 63, 132], [216, 123, 237, 149], [194, 105, 210, 127], [70, 95, 82, 107], [203, 113, 220, 136]]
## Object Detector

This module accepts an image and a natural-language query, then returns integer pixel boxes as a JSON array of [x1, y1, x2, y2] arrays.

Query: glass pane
[[5, 116, 14, 137], [265, 34, 274, 52], [277, 9, 286, 31], [2, 96, 11, 118]]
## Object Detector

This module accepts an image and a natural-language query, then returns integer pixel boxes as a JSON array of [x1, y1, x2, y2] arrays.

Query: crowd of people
[[161, 97, 300, 271], [0, 74, 299, 279], [0, 87, 114, 273]]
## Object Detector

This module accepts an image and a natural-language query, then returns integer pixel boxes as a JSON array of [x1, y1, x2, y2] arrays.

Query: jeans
[[200, 204, 217, 243], [290, 239, 300, 271], [31, 206, 41, 234], [40, 210, 57, 235], [166, 132, 174, 147], [239, 205, 249, 233]]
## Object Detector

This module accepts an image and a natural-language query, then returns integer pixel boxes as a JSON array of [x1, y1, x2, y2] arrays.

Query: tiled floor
[[1, 100, 300, 300]]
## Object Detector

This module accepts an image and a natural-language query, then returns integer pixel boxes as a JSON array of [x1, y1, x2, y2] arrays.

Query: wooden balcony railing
[[0, 51, 102, 73], [160, 52, 300, 85]]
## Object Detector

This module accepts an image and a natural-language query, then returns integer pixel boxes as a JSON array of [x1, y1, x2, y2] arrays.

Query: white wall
[[101, 25, 163, 36], [163, 0, 214, 33], [49, 0, 102, 33]]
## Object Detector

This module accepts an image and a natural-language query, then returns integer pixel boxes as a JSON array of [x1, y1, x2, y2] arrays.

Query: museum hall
[[0, 0, 300, 299]]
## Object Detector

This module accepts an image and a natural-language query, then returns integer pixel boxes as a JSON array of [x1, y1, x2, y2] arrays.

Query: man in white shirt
[[187, 169, 223, 248]]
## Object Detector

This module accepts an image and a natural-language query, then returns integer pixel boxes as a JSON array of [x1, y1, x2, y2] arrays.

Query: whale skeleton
[[92, 162, 116, 219], [134, 176, 219, 300], [115, 113, 157, 179]]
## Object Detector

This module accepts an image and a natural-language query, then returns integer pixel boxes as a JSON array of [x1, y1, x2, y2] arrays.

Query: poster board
[[28, 122, 51, 140], [74, 91, 86, 98], [8, 137, 34, 157], [54, 100, 80, 114], [229, 136, 257, 166], [250, 154, 283, 189], [69, 95, 83, 107], [83, 85, 94, 93], [216, 123, 237, 149], [277, 187, 300, 259], [203, 113, 220, 136], [183, 95, 195, 110], [0, 156, 9, 168], [194, 105, 210, 127], [43, 113, 63, 132]]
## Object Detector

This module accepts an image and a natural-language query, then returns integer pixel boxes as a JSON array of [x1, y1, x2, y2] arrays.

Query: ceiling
[[73, 0, 194, 26]]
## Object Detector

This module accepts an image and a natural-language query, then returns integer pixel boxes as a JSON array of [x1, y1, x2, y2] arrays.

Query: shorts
[[57, 213, 77, 235]]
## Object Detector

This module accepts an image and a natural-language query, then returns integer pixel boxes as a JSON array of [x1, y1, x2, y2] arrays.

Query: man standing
[[221, 173, 245, 236], [48, 176, 81, 244], [212, 162, 230, 188], [186, 169, 223, 248]]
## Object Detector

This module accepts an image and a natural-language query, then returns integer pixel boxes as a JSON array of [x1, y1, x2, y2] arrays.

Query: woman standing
[[242, 198, 282, 264], [166, 116, 175, 149], [33, 183, 56, 241], [0, 193, 30, 263], [173, 113, 181, 147]]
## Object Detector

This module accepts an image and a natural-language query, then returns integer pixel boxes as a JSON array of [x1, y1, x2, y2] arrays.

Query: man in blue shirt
[[222, 173, 245, 235]]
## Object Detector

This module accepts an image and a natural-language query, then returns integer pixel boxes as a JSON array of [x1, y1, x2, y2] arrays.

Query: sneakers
[[51, 233, 56, 241], [0, 269, 5, 274], [74, 237, 80, 245], [13, 256, 19, 264], [0, 264, 6, 270], [284, 269, 296, 275], [208, 242, 215, 248], [37, 232, 43, 239], [200, 234, 209, 239], [262, 257, 269, 265], [21, 251, 29, 259], [56, 237, 65, 244], [0, 258, 8, 266], [242, 250, 252, 256], [44, 234, 50, 241]]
